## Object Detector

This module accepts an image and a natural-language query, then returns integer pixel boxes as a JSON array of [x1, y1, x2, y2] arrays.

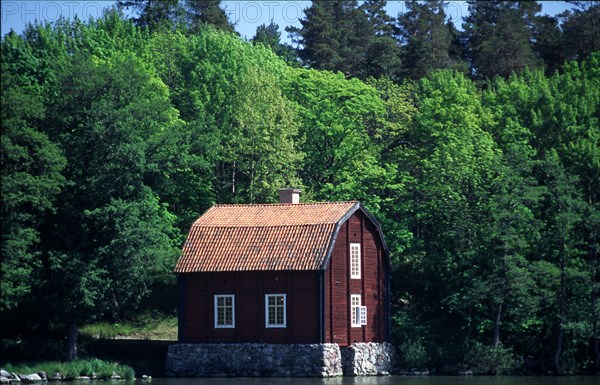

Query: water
[[142, 376, 599, 385]]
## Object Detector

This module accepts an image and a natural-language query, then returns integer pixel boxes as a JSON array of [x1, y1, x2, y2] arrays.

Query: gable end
[[320, 202, 390, 271]]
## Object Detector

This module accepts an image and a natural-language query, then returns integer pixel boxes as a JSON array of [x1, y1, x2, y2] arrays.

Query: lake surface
[[142, 376, 599, 385]]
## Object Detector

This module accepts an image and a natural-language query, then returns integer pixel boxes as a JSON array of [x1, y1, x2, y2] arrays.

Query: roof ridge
[[213, 201, 358, 207], [192, 223, 336, 228]]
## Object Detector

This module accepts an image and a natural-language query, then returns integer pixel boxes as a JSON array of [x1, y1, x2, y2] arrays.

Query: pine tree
[[360, 0, 402, 80], [252, 21, 298, 65], [531, 14, 565, 75], [117, 0, 183, 31], [560, 2, 600, 62], [185, 0, 235, 34], [288, 0, 401, 80], [396, 0, 464, 80], [463, 1, 540, 79]]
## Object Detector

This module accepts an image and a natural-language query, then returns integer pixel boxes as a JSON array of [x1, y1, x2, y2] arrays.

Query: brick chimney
[[279, 188, 302, 204]]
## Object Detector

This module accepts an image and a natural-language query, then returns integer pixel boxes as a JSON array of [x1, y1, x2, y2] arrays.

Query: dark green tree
[[463, 1, 540, 79], [185, 0, 235, 34], [396, 0, 465, 80], [1, 71, 66, 312], [287, 1, 358, 75], [40, 51, 182, 358], [117, 0, 183, 31], [360, 0, 403, 81], [252, 21, 298, 66], [560, 2, 600, 62], [288, 0, 400, 79], [531, 14, 565, 75]]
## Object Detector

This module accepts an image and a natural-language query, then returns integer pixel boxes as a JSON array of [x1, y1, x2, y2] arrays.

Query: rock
[[77, 376, 90, 381], [19, 374, 42, 383], [0, 377, 9, 384], [48, 373, 62, 382], [458, 369, 473, 376], [11, 373, 21, 382], [141, 375, 152, 381], [110, 372, 121, 380], [36, 372, 46, 381], [0, 370, 10, 379]]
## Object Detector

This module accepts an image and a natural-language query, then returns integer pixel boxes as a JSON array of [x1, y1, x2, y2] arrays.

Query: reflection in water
[[141, 376, 598, 385]]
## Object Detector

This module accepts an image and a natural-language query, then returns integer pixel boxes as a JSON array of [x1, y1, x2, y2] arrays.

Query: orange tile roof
[[175, 202, 360, 272]]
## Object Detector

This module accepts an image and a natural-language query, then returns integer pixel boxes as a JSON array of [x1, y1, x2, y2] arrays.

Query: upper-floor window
[[265, 294, 286, 328], [214, 294, 235, 328], [351, 294, 367, 327], [350, 243, 361, 279]]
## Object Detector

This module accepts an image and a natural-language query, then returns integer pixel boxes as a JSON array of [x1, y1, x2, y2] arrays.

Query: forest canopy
[[1, 0, 598, 375]]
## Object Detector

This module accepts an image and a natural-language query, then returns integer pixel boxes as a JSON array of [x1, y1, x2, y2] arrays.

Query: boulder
[[0, 377, 10, 384], [0, 370, 11, 379], [19, 374, 42, 383], [11, 373, 21, 382], [48, 373, 62, 382]]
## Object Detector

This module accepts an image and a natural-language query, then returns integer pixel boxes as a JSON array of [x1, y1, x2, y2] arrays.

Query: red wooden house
[[174, 189, 390, 346]]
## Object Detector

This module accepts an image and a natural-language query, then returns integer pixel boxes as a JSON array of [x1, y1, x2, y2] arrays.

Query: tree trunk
[[66, 322, 78, 361], [592, 259, 599, 371], [553, 248, 567, 374], [493, 301, 503, 349]]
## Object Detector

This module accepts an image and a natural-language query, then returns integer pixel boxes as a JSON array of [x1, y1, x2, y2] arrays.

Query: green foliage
[[399, 340, 428, 370], [463, 1, 541, 79], [465, 342, 517, 374], [287, 0, 401, 80], [3, 359, 134, 380], [0, 70, 66, 311], [396, 0, 466, 80]]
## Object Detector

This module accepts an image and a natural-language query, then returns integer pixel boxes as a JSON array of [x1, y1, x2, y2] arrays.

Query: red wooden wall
[[181, 270, 320, 343], [324, 211, 388, 346]]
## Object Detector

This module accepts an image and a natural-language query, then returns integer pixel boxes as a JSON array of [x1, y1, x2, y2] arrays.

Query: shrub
[[120, 365, 135, 380], [1, 359, 133, 381], [465, 341, 517, 374], [399, 339, 429, 370]]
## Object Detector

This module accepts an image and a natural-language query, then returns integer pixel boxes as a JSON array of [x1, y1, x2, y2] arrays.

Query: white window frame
[[214, 294, 235, 328], [350, 243, 361, 279], [351, 294, 361, 327], [265, 294, 287, 328]]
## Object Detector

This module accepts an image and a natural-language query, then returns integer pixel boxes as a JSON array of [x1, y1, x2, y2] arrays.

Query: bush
[[465, 341, 517, 374], [1, 359, 134, 381], [120, 365, 135, 380], [399, 339, 429, 370]]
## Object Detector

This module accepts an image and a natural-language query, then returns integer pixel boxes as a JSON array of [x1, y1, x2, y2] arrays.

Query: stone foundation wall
[[165, 342, 396, 377], [165, 343, 342, 377], [341, 342, 397, 376]]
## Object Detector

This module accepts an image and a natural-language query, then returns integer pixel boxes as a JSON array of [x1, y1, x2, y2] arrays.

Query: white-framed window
[[350, 243, 361, 279], [214, 294, 235, 328], [351, 294, 367, 327], [265, 294, 286, 328]]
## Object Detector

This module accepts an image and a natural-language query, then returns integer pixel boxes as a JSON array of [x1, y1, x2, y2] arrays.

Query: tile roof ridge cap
[[211, 200, 358, 207], [192, 223, 337, 228]]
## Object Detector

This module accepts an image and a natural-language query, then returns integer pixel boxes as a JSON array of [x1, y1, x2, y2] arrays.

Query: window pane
[[266, 294, 285, 327], [215, 295, 234, 327], [350, 243, 361, 279]]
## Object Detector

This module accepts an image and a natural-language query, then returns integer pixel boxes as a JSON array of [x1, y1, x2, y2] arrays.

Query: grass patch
[[2, 358, 135, 380], [80, 313, 177, 340]]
